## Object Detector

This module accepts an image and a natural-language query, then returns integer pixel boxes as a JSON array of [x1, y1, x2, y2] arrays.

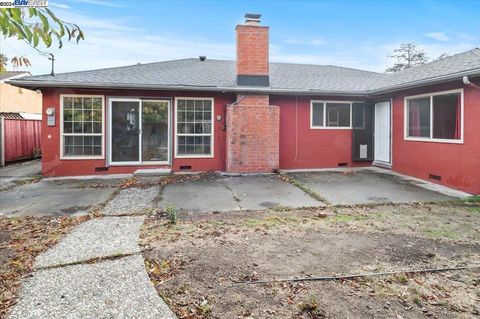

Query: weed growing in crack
[[166, 206, 178, 225]]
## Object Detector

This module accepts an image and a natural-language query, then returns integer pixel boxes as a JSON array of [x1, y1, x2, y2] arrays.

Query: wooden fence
[[0, 117, 41, 165]]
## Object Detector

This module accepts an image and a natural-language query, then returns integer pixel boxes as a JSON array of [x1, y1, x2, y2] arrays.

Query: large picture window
[[175, 98, 213, 157], [311, 101, 352, 128], [61, 95, 104, 158], [405, 90, 462, 142]]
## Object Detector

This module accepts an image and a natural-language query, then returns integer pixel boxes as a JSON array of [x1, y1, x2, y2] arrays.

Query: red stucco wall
[[390, 83, 480, 194], [41, 88, 234, 177], [271, 95, 369, 169]]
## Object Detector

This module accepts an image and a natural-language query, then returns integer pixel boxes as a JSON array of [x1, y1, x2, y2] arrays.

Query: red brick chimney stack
[[226, 14, 279, 173], [236, 13, 270, 86]]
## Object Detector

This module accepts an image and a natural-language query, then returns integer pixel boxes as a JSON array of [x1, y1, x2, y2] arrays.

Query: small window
[[62, 95, 103, 158], [176, 98, 213, 157], [406, 91, 462, 142], [407, 97, 430, 138], [311, 101, 352, 128], [311, 102, 324, 126]]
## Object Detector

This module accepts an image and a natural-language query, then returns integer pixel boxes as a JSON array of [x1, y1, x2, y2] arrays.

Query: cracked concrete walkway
[[8, 187, 176, 319]]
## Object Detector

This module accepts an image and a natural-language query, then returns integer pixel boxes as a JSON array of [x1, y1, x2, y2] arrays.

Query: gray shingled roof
[[8, 48, 480, 95]]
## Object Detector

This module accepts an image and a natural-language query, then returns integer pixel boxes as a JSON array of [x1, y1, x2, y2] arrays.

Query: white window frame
[[174, 97, 215, 158], [310, 100, 353, 129], [404, 88, 464, 144], [60, 94, 105, 160]]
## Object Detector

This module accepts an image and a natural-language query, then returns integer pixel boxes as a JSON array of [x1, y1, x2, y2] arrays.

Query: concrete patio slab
[[223, 175, 324, 209], [158, 174, 324, 213], [0, 180, 116, 217], [35, 216, 145, 268], [287, 170, 455, 205], [8, 255, 176, 319], [158, 175, 241, 213]]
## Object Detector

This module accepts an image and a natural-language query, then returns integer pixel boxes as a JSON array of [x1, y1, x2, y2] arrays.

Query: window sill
[[310, 126, 353, 130], [404, 137, 464, 144], [60, 156, 105, 160], [175, 154, 214, 159]]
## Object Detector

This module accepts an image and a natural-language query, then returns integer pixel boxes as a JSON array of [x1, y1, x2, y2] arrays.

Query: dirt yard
[[0, 216, 87, 317], [141, 200, 480, 319]]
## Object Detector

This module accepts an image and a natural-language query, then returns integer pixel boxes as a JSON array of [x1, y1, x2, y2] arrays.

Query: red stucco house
[[9, 14, 480, 194]]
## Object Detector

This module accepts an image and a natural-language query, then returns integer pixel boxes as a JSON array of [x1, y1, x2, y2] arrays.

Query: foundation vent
[[179, 165, 192, 171], [338, 162, 348, 167], [429, 174, 442, 181], [95, 167, 108, 172]]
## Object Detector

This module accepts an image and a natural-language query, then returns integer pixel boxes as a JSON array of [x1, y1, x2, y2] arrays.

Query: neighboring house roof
[[8, 48, 480, 96], [0, 71, 31, 83], [0, 112, 24, 119]]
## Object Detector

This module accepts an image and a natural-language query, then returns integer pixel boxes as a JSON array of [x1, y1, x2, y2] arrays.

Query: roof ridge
[[270, 61, 382, 74], [388, 47, 480, 76], [26, 58, 199, 78]]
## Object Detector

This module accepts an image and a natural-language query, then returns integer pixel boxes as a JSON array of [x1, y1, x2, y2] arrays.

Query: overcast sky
[[2, 0, 479, 75]]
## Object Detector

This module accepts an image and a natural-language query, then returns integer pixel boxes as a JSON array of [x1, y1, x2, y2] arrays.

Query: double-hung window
[[405, 89, 463, 143], [311, 101, 352, 128], [61, 95, 104, 158], [175, 98, 213, 157]]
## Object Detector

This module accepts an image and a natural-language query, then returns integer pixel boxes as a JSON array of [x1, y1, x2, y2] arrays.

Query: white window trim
[[310, 100, 353, 129], [404, 88, 464, 144], [60, 94, 105, 160], [174, 97, 215, 158]]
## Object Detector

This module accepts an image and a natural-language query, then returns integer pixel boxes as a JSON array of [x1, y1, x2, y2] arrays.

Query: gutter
[[7, 68, 480, 97], [5, 80, 369, 97]]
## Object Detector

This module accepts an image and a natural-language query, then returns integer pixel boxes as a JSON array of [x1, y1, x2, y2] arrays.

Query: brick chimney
[[236, 13, 269, 86], [226, 14, 279, 173]]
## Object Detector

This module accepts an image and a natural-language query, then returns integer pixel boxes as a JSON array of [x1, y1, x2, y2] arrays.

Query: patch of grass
[[423, 228, 459, 240], [468, 207, 480, 214], [462, 196, 480, 203], [329, 214, 369, 223], [391, 273, 409, 285], [243, 215, 299, 228], [272, 205, 294, 212]]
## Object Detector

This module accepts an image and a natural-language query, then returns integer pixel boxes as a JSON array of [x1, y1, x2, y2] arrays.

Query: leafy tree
[[0, 8, 84, 67], [0, 53, 7, 72], [386, 43, 429, 73]]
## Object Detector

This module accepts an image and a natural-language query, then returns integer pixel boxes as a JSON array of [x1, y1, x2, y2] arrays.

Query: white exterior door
[[374, 101, 391, 165]]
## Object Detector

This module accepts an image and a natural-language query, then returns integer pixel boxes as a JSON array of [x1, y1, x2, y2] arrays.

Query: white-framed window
[[174, 97, 214, 158], [310, 101, 352, 129], [404, 89, 463, 143], [61, 95, 104, 159]]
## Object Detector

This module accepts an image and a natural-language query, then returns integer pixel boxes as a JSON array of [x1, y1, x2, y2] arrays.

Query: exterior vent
[[429, 174, 441, 181], [95, 167, 108, 172], [180, 165, 192, 171], [338, 162, 348, 167]]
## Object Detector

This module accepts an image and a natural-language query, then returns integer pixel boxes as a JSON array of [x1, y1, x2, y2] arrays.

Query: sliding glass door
[[109, 98, 170, 165]]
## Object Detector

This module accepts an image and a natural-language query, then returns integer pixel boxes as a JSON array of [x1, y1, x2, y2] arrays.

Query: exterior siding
[[272, 95, 370, 169], [390, 82, 480, 194], [41, 88, 234, 177]]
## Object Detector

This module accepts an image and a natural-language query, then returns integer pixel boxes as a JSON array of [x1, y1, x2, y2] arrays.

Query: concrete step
[[133, 168, 172, 176]]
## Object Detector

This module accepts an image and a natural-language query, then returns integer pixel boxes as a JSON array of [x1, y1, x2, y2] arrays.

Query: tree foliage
[[0, 53, 7, 72], [386, 43, 429, 73], [0, 8, 84, 49]]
